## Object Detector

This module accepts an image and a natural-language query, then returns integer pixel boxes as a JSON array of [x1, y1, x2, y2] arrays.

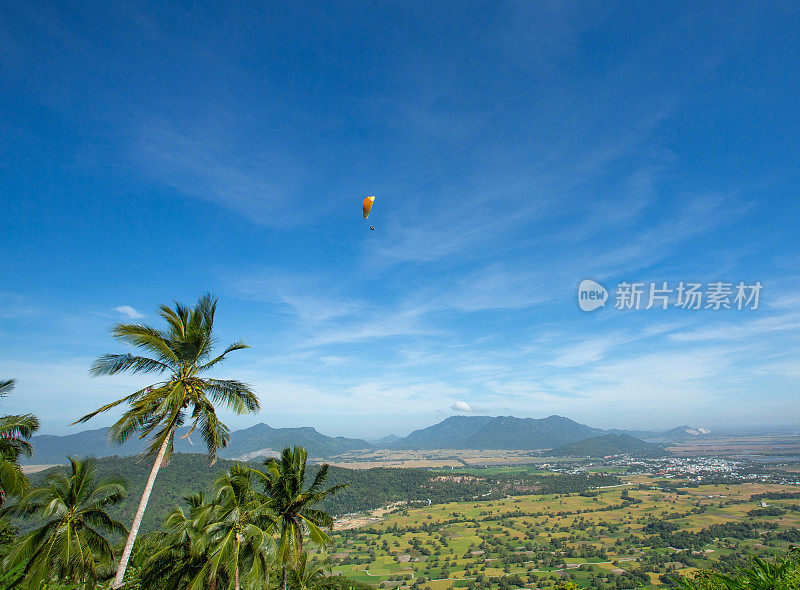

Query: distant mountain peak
[[665, 425, 711, 438], [373, 434, 401, 444], [388, 414, 603, 450]]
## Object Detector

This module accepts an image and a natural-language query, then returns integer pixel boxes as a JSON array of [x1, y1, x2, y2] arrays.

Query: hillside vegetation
[[389, 415, 604, 450], [25, 454, 625, 535], [549, 434, 669, 457]]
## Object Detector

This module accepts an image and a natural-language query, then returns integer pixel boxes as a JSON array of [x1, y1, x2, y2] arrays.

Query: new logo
[[578, 279, 608, 312]]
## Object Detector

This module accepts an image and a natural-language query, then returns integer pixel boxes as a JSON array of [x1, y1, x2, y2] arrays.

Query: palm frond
[[159, 303, 188, 340], [83, 509, 129, 537], [196, 341, 250, 372], [299, 507, 335, 529], [203, 379, 260, 414], [196, 406, 230, 464], [72, 383, 158, 425], [84, 477, 128, 509], [90, 354, 172, 376], [0, 457, 30, 499], [108, 323, 179, 366], [0, 413, 40, 441], [0, 379, 15, 396]]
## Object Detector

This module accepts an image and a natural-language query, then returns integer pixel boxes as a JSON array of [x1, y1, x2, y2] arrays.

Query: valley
[[19, 415, 800, 589], [328, 472, 800, 589]]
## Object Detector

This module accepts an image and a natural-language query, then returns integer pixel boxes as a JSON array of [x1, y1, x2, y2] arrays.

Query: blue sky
[[1, 2, 799, 438]]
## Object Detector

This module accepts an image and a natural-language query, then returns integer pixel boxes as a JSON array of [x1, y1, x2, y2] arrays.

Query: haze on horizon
[[1, 2, 799, 438]]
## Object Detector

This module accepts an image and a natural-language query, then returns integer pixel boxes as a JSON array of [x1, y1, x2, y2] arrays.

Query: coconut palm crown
[[0, 379, 40, 506], [2, 456, 127, 589], [257, 446, 345, 590]]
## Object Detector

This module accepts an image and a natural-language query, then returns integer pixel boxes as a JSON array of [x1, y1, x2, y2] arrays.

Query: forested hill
[[25, 453, 622, 535], [549, 433, 670, 457], [220, 423, 371, 459], [389, 415, 604, 450], [25, 454, 439, 534]]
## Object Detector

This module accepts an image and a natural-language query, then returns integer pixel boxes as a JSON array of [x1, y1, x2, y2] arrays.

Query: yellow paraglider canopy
[[362, 196, 375, 219]]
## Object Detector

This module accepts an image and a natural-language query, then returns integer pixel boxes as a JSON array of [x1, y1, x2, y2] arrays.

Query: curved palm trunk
[[283, 565, 288, 590], [111, 432, 172, 589]]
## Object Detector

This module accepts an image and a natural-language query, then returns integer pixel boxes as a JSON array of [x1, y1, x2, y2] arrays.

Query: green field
[[329, 475, 800, 590]]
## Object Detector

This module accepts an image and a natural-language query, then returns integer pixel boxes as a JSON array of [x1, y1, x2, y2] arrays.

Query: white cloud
[[450, 400, 488, 413], [451, 401, 473, 412], [114, 306, 145, 319]]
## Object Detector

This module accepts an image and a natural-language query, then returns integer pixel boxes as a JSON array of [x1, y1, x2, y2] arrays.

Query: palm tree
[[141, 466, 274, 590], [714, 555, 792, 590], [0, 379, 39, 507], [2, 456, 127, 589], [256, 446, 345, 590], [192, 463, 274, 590], [73, 293, 260, 588], [290, 552, 330, 590], [138, 493, 221, 590]]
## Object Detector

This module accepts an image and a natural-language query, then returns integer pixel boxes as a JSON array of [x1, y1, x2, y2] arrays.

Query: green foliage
[[134, 464, 275, 589], [26, 453, 233, 536], [310, 574, 373, 590], [674, 549, 800, 590], [0, 378, 39, 506], [258, 446, 345, 589], [777, 529, 800, 543], [549, 434, 669, 458], [197, 463, 274, 588], [288, 552, 330, 590], [748, 507, 787, 518], [650, 521, 773, 549], [1, 457, 127, 589], [22, 454, 627, 537], [123, 448, 348, 589], [73, 293, 261, 587], [393, 415, 604, 450], [74, 293, 259, 462], [643, 519, 681, 535]]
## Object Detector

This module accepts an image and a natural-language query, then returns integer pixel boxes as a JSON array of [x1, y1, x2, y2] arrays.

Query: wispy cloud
[[114, 306, 145, 319], [0, 292, 36, 319], [132, 121, 307, 226], [670, 312, 800, 342], [233, 271, 362, 324]]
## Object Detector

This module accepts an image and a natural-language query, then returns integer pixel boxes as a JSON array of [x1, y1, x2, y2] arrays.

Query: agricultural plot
[[329, 476, 800, 590]]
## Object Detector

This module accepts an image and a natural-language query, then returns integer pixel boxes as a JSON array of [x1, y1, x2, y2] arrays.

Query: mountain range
[[388, 415, 605, 450], [23, 415, 707, 464], [607, 425, 713, 442], [549, 434, 669, 457], [23, 423, 371, 464]]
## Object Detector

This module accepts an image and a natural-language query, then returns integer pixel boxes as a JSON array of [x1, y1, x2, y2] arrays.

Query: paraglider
[[362, 196, 375, 219], [362, 196, 376, 230]]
